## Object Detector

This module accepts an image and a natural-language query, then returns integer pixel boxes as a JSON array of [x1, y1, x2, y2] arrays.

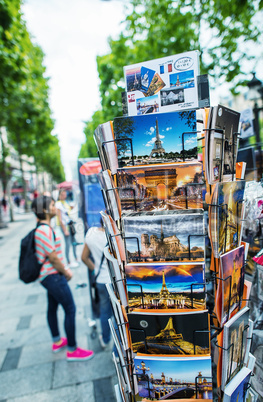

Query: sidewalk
[[0, 213, 117, 401]]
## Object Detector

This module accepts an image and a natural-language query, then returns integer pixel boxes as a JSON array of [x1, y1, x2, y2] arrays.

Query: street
[[0, 212, 117, 401]]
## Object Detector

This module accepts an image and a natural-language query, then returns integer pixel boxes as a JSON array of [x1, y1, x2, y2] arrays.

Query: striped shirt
[[35, 224, 64, 281]]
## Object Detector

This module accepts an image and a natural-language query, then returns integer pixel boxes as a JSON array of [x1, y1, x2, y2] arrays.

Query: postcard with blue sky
[[140, 66, 156, 92], [134, 355, 212, 400], [113, 110, 197, 167], [169, 70, 195, 89], [126, 262, 205, 310]]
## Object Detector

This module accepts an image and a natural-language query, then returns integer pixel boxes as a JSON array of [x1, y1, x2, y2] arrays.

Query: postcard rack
[[93, 63, 253, 400]]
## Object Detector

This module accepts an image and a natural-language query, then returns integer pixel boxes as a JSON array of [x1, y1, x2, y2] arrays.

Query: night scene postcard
[[125, 262, 205, 311], [127, 310, 210, 355]]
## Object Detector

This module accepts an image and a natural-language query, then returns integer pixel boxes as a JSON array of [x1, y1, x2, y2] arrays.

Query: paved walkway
[[0, 213, 117, 401]]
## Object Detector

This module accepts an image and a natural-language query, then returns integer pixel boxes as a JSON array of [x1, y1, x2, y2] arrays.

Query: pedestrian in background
[[56, 189, 79, 268], [81, 222, 112, 349], [32, 195, 94, 361]]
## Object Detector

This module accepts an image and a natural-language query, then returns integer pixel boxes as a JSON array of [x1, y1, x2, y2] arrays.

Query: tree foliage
[[80, 0, 263, 157], [0, 0, 65, 192]]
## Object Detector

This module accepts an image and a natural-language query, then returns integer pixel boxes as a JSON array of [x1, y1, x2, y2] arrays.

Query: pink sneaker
[[52, 337, 67, 353], [67, 347, 94, 362]]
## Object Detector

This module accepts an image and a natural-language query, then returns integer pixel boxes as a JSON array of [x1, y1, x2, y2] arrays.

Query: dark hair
[[31, 195, 54, 220]]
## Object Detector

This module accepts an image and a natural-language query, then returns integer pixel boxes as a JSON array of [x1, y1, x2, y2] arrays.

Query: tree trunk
[[7, 180, 14, 222], [0, 130, 8, 227]]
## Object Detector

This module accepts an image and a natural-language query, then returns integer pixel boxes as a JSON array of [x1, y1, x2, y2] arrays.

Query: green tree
[[81, 0, 262, 152]]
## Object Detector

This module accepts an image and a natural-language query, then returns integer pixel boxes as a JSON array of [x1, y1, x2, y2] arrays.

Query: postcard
[[125, 262, 205, 311], [101, 211, 126, 266], [145, 73, 165, 97], [126, 66, 141, 92], [209, 105, 240, 184], [117, 162, 204, 213], [122, 211, 205, 263], [219, 246, 245, 326], [101, 169, 121, 221], [113, 110, 197, 167], [124, 51, 200, 116], [128, 310, 210, 356], [221, 306, 250, 390], [169, 70, 195, 89], [209, 180, 246, 258], [136, 94, 159, 116], [106, 283, 130, 351], [134, 355, 212, 400], [223, 366, 251, 402], [109, 318, 132, 393], [141, 66, 156, 93], [104, 246, 128, 308], [94, 121, 118, 174]]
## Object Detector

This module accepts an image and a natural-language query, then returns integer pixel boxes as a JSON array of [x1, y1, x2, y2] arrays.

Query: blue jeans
[[41, 274, 76, 349], [96, 283, 113, 344], [63, 231, 77, 264]]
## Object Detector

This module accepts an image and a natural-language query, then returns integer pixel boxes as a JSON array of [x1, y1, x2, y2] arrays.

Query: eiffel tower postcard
[[113, 110, 197, 167], [125, 262, 206, 311], [128, 310, 210, 356]]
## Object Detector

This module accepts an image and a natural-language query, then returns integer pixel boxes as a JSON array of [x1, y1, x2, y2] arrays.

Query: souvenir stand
[[93, 51, 254, 401]]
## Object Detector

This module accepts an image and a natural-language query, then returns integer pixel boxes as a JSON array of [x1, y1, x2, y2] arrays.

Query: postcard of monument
[[223, 367, 252, 402], [209, 180, 246, 258], [113, 110, 197, 167], [125, 262, 206, 311], [122, 211, 205, 263], [141, 66, 156, 93], [209, 105, 240, 184], [116, 162, 204, 213], [127, 310, 210, 356], [134, 355, 212, 400], [145, 73, 165, 97], [124, 50, 200, 116], [219, 245, 245, 326]]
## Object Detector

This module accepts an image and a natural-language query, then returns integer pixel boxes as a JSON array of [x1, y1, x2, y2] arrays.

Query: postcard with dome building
[[113, 110, 198, 168], [134, 355, 212, 400], [122, 211, 205, 263], [127, 310, 210, 356], [125, 262, 206, 311], [117, 162, 204, 212]]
